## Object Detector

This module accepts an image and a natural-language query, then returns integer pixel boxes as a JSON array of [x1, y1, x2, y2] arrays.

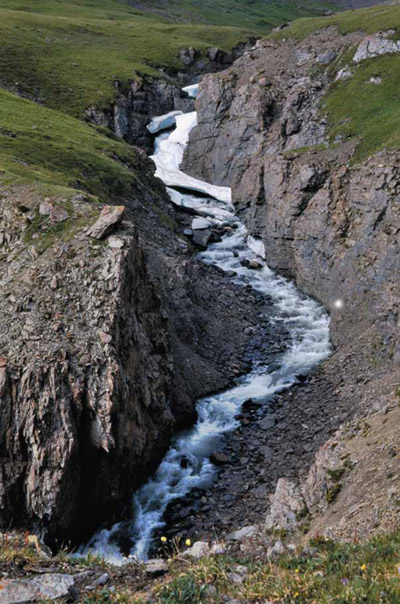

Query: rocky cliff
[[0, 151, 259, 547], [182, 20, 400, 539], [85, 43, 253, 153]]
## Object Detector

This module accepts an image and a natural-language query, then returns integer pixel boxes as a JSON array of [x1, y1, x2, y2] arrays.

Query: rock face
[[0, 154, 259, 547], [353, 31, 400, 62], [182, 27, 400, 536], [85, 76, 194, 152], [85, 42, 254, 153], [183, 27, 400, 354]]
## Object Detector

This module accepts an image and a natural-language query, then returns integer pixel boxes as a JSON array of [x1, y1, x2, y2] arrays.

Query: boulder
[[267, 540, 286, 558], [0, 574, 75, 603], [316, 50, 336, 64], [85, 573, 110, 590], [259, 416, 275, 431], [265, 478, 305, 532], [192, 229, 211, 248], [87, 205, 125, 240], [248, 259, 264, 270], [353, 31, 400, 63], [182, 541, 211, 559], [210, 452, 229, 465], [145, 559, 169, 575]]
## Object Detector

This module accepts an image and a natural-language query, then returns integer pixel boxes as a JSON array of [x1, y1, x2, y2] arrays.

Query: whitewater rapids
[[82, 86, 331, 564]]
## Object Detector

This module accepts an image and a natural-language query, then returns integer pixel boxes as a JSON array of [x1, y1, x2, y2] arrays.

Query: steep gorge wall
[[182, 27, 400, 536], [0, 156, 258, 546], [183, 29, 400, 359]]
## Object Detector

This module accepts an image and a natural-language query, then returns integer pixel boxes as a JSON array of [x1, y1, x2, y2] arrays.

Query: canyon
[[1, 0, 400, 600]]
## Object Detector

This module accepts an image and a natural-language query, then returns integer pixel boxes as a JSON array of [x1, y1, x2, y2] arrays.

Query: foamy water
[[81, 85, 331, 564]]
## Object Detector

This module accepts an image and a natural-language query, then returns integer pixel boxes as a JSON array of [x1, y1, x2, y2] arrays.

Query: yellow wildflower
[[295, 568, 300, 574], [185, 539, 192, 547], [360, 564, 367, 572], [160, 536, 167, 543]]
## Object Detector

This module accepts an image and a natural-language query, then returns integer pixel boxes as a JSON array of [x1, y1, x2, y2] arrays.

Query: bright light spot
[[334, 299, 344, 310]]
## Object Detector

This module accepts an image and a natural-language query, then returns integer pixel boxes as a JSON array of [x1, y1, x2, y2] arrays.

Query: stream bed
[[82, 87, 331, 564]]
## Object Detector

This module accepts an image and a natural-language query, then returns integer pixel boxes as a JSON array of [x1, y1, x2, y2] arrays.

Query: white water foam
[[82, 96, 331, 565]]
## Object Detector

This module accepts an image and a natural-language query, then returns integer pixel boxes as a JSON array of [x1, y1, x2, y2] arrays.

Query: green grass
[[324, 54, 400, 161], [266, 2, 400, 162], [269, 1, 400, 41], [3, 529, 400, 603], [122, 0, 336, 32], [136, 532, 400, 603], [0, 87, 156, 200], [0, 0, 256, 116]]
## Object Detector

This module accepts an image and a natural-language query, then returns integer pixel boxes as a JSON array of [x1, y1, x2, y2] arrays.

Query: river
[[81, 85, 331, 564]]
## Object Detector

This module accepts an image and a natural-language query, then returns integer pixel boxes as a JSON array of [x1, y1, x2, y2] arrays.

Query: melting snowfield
[[82, 86, 331, 564]]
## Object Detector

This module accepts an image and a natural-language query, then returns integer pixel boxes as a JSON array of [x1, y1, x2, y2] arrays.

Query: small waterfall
[[81, 85, 331, 564]]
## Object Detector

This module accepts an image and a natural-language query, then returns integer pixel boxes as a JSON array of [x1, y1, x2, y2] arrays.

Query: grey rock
[[265, 479, 305, 532], [182, 541, 210, 559], [335, 67, 353, 81], [316, 50, 336, 64], [267, 540, 286, 558], [145, 559, 169, 575], [227, 572, 245, 585], [204, 584, 217, 598], [193, 228, 211, 248], [0, 574, 75, 603], [259, 416, 275, 431], [87, 205, 125, 240], [85, 572, 110, 590], [226, 525, 257, 541], [210, 452, 229, 465], [353, 31, 400, 63]]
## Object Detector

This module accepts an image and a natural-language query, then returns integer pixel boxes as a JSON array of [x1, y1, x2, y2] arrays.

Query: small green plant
[[326, 482, 342, 503], [157, 574, 207, 604], [327, 466, 346, 482], [83, 590, 112, 604]]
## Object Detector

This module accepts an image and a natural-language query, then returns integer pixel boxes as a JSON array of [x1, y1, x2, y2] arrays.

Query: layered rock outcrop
[[0, 154, 259, 547], [182, 26, 400, 537], [184, 26, 400, 358]]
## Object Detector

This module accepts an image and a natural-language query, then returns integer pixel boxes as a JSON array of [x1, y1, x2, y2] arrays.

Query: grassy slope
[[0, 87, 153, 200], [269, 2, 400, 162], [270, 1, 400, 40], [3, 530, 400, 602], [122, 0, 336, 31], [135, 533, 400, 603], [0, 0, 257, 117], [0, 0, 340, 196]]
